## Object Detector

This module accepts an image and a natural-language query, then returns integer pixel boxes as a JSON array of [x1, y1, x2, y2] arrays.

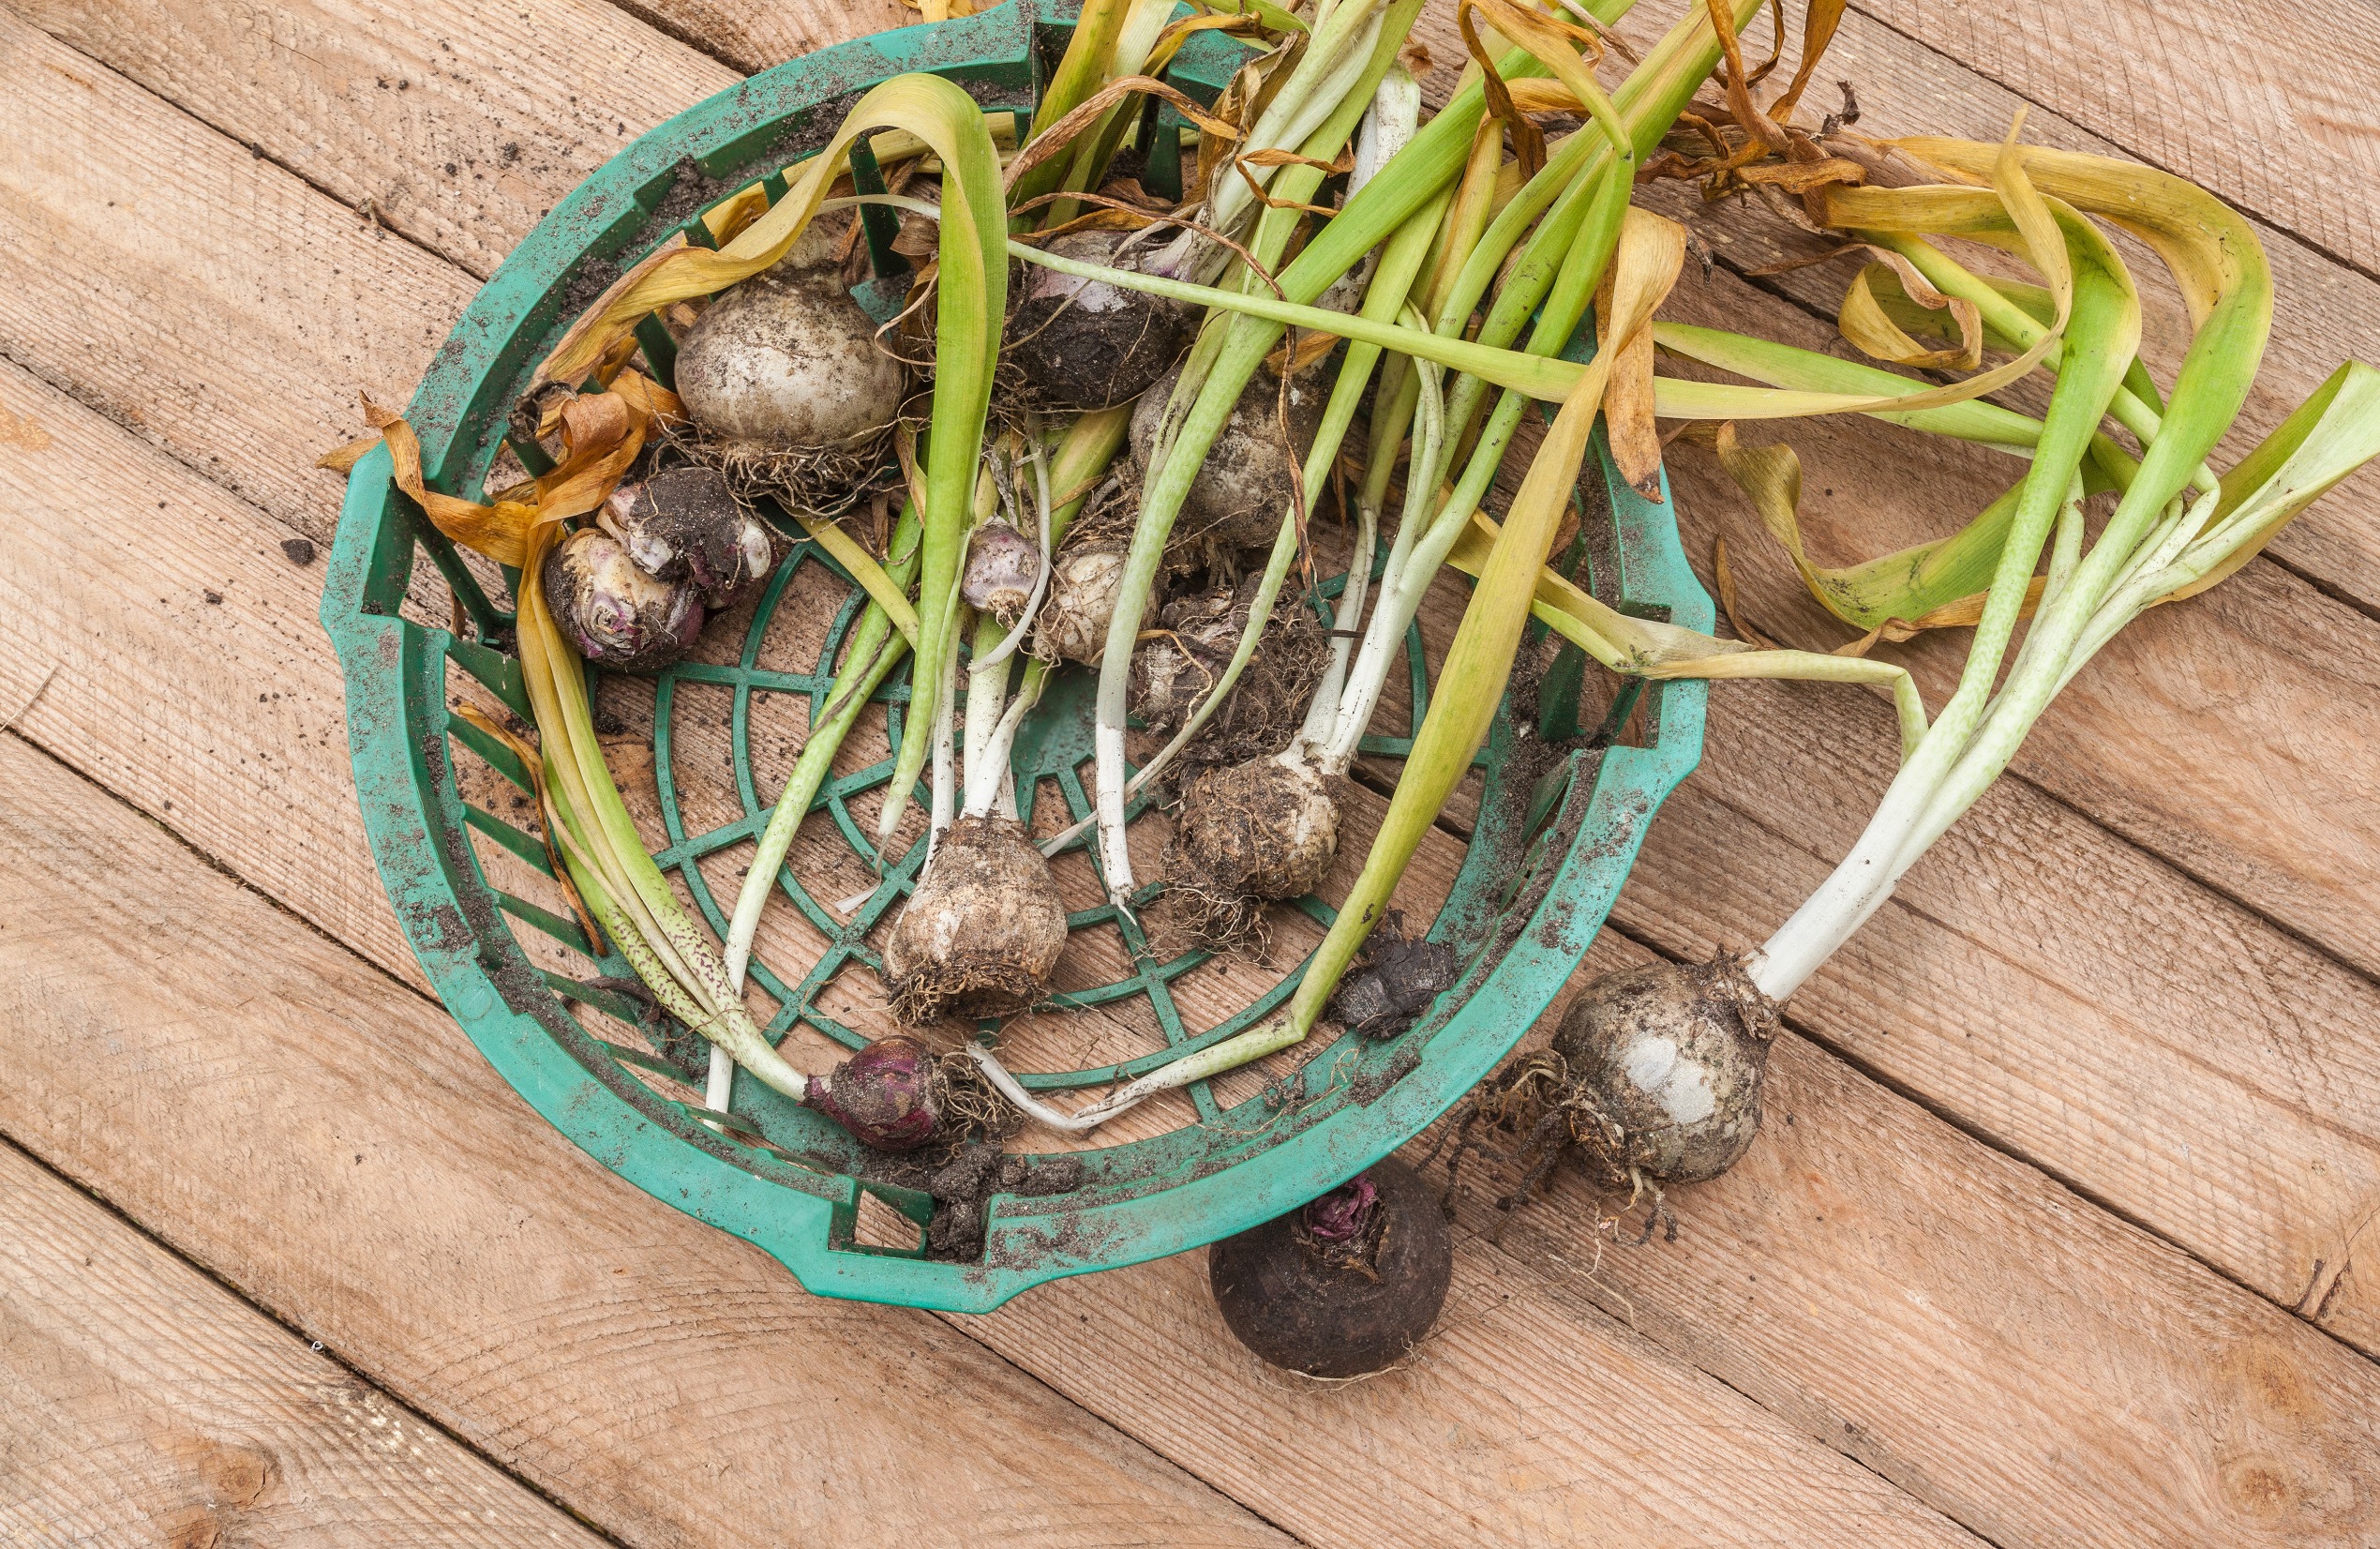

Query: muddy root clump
[[1005, 229, 1194, 411], [1130, 574, 1329, 773], [1161, 754, 1340, 954], [1326, 910, 1460, 1039]]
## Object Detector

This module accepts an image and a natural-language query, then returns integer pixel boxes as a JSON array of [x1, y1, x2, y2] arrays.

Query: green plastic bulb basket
[[322, 0, 1711, 1313]]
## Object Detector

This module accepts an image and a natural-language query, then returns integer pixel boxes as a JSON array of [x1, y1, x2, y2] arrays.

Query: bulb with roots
[[882, 815, 1069, 1024], [797, 1033, 1010, 1152], [1034, 535, 1132, 666], [1130, 578, 1245, 734], [961, 519, 1041, 628], [1161, 749, 1340, 951], [1130, 358, 1326, 564], [673, 225, 906, 504], [1445, 955, 1781, 1220], [1207, 1157, 1453, 1377]]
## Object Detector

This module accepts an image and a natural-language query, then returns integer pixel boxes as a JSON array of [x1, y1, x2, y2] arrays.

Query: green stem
[[1751, 207, 2144, 1001]]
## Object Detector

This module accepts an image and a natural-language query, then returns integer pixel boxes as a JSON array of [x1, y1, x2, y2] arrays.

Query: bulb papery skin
[[961, 519, 1041, 625], [800, 1034, 940, 1151], [1005, 231, 1194, 411], [1130, 359, 1327, 557], [1549, 957, 1780, 1185], [675, 239, 906, 466], [1035, 539, 1131, 665], [542, 527, 704, 670], [883, 815, 1069, 1024], [606, 465, 775, 609]]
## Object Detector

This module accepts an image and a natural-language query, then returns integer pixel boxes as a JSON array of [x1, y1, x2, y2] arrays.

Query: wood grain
[[0, 1139, 608, 1548], [1842, 0, 2380, 281], [1453, 941, 2380, 1548], [8, 0, 735, 281], [0, 7, 472, 549], [0, 0, 2373, 1364], [0, 735, 1300, 1549], [0, 732, 1978, 1548], [3, 0, 2379, 1535], [605, 0, 915, 74]]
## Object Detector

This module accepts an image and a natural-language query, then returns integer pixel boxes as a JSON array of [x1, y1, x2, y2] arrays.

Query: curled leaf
[[339, 373, 680, 567], [1596, 268, 1665, 498], [1694, 419, 2038, 638]]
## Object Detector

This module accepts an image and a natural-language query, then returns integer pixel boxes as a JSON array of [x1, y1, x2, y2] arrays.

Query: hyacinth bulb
[[1035, 538, 1130, 665], [883, 816, 1069, 1025], [541, 527, 703, 671], [961, 519, 1040, 626], [799, 1034, 943, 1151], [1004, 229, 1194, 411]]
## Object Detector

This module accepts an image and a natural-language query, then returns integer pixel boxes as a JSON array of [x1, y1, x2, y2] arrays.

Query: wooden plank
[[1838, 0, 2380, 283], [0, 1140, 609, 1549], [0, 733, 1980, 1548], [7, 330, 2375, 1547], [7, 0, 737, 281], [605, 0, 915, 75], [4, 0, 2379, 1362], [0, 8, 474, 549], [0, 739, 1300, 1549]]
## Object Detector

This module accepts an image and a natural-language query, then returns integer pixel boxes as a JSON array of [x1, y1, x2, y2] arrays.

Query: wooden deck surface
[[2, 0, 2377, 1541]]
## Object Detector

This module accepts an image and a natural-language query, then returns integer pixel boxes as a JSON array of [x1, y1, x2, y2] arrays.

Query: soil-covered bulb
[[542, 527, 703, 670], [1035, 537, 1130, 665], [1130, 358, 1326, 558], [1130, 579, 1244, 733], [1207, 1158, 1453, 1377], [1171, 754, 1339, 904], [603, 465, 773, 609], [1005, 230, 1193, 411], [800, 1034, 940, 1151], [883, 815, 1069, 1024]]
